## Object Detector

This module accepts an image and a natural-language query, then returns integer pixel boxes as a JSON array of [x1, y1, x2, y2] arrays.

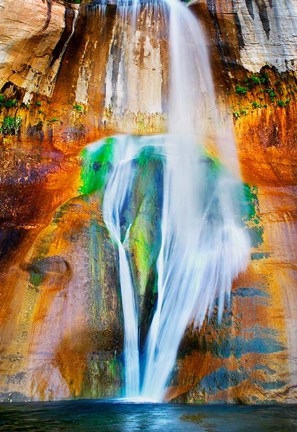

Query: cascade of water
[[140, 0, 250, 400], [97, 0, 250, 401], [102, 138, 142, 397]]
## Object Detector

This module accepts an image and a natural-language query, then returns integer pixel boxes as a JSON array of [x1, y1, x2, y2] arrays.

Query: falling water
[[103, 140, 141, 397], [93, 0, 251, 401]]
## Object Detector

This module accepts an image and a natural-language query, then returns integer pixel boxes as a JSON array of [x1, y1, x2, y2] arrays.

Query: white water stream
[[99, 0, 250, 401]]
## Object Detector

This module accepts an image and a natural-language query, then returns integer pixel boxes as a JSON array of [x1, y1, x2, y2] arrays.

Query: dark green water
[[0, 401, 296, 431]]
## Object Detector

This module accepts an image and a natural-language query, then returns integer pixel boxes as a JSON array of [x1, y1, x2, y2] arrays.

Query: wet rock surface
[[0, 0, 296, 402]]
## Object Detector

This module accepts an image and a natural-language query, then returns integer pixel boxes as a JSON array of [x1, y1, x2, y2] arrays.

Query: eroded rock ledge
[[0, 0, 296, 403]]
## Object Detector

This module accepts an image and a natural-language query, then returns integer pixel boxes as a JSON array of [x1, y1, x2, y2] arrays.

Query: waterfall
[[103, 140, 141, 397], [93, 0, 251, 401]]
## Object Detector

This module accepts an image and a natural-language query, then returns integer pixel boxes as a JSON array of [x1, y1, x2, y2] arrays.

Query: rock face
[[0, 0, 296, 402], [234, 0, 296, 72], [192, 0, 297, 72], [0, 0, 80, 97]]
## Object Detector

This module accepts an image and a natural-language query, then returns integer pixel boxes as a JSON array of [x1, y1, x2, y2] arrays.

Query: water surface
[[1, 401, 296, 431]]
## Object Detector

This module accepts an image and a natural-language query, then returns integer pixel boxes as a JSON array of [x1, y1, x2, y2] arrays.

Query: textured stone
[[191, 0, 297, 73], [234, 0, 297, 72], [0, 0, 296, 403], [0, 0, 73, 96]]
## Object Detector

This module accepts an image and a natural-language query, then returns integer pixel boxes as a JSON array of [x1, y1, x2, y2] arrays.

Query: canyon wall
[[0, 0, 296, 402]]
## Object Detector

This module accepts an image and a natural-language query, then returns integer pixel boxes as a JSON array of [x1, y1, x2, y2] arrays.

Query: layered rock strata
[[0, 0, 296, 402]]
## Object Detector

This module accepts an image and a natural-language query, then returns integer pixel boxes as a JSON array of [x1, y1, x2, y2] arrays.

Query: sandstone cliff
[[0, 0, 296, 402]]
